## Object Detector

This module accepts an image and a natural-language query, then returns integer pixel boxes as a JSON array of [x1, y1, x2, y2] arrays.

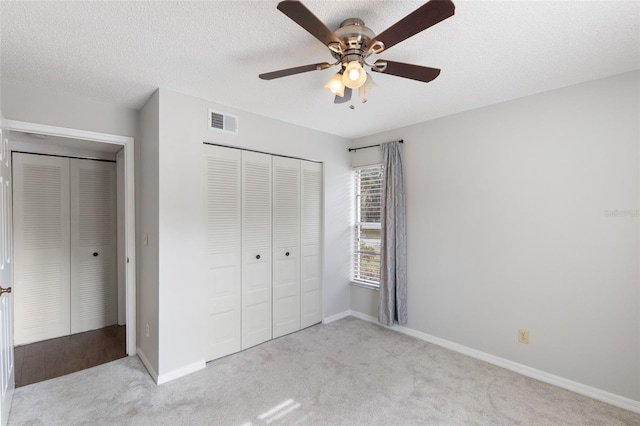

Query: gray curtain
[[379, 141, 408, 326]]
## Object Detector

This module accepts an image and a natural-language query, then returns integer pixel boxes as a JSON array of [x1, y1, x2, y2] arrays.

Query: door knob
[[93, 252, 98, 257], [285, 252, 290, 257], [0, 286, 12, 296], [256, 254, 261, 260]]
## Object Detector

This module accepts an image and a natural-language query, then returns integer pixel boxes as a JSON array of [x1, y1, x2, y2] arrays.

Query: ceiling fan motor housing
[[332, 18, 375, 67]]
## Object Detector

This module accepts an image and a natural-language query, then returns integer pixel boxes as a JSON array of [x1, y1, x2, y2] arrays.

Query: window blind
[[354, 165, 383, 285]]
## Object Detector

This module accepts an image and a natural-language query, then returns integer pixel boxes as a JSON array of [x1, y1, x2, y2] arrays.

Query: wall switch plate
[[518, 328, 529, 344]]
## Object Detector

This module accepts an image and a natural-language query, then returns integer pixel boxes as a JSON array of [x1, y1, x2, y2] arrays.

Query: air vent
[[209, 109, 238, 135]]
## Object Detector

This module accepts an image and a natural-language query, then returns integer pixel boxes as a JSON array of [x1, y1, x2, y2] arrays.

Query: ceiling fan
[[259, 0, 455, 106]]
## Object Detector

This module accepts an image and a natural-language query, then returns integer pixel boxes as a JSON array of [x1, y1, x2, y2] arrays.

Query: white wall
[[154, 89, 352, 376], [1, 81, 138, 138], [136, 91, 160, 375], [350, 71, 640, 401]]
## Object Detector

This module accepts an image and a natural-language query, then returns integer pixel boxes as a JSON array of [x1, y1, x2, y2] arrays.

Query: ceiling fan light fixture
[[325, 72, 345, 97], [342, 61, 367, 89], [358, 73, 377, 98]]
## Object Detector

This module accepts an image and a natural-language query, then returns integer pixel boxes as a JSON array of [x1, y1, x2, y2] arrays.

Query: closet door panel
[[13, 153, 71, 345], [70, 159, 117, 334], [204, 146, 242, 361], [241, 151, 272, 349], [301, 161, 322, 328], [272, 157, 300, 338]]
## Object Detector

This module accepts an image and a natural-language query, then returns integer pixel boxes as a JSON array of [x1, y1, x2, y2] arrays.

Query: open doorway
[[0, 120, 136, 388]]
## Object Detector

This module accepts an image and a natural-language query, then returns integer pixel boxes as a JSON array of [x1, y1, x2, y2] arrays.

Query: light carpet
[[9, 317, 640, 425]]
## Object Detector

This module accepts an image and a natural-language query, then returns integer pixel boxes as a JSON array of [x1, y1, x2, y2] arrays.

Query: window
[[353, 165, 383, 286]]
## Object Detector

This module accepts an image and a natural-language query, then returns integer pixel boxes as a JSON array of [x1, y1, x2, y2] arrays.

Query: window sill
[[350, 281, 380, 291]]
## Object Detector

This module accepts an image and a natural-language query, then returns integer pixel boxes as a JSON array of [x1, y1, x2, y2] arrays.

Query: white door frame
[[0, 119, 137, 356]]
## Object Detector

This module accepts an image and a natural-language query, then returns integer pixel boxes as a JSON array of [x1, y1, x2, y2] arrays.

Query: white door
[[272, 157, 301, 338], [13, 153, 71, 345], [70, 159, 117, 334], [300, 161, 322, 328], [204, 145, 242, 361], [241, 151, 272, 349], [0, 131, 15, 426]]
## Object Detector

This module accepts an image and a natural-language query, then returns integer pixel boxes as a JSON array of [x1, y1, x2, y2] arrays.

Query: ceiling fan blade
[[371, 60, 441, 83], [368, 0, 455, 53], [277, 0, 345, 49], [259, 62, 332, 80], [334, 87, 352, 104]]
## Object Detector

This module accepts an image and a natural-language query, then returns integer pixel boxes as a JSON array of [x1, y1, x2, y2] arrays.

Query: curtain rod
[[348, 140, 403, 152]]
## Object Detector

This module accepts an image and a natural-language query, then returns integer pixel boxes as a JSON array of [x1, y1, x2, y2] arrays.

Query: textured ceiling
[[1, 1, 638, 139]]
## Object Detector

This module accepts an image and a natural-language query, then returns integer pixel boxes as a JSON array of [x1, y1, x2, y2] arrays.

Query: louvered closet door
[[70, 159, 117, 334], [13, 153, 71, 345], [272, 157, 301, 338], [204, 145, 242, 361], [241, 151, 272, 349], [300, 161, 322, 328]]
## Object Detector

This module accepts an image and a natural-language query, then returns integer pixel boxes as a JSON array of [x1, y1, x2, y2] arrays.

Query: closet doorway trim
[[1, 119, 137, 356]]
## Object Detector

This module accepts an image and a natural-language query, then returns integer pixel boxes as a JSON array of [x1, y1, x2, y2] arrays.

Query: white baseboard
[[157, 360, 206, 385], [322, 310, 351, 324], [348, 311, 377, 323], [136, 348, 158, 383], [349, 310, 640, 414]]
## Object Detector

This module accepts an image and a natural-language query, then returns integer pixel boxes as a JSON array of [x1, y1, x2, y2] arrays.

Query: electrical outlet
[[146, 323, 150, 337], [518, 328, 529, 344]]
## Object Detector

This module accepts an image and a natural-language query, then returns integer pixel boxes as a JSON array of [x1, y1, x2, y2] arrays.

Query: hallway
[[14, 325, 126, 387]]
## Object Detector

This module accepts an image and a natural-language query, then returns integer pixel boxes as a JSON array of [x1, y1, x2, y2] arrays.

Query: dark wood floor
[[14, 325, 126, 387]]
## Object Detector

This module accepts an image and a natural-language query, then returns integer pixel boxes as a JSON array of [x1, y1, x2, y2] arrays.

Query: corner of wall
[[136, 89, 160, 375], [136, 347, 158, 384]]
